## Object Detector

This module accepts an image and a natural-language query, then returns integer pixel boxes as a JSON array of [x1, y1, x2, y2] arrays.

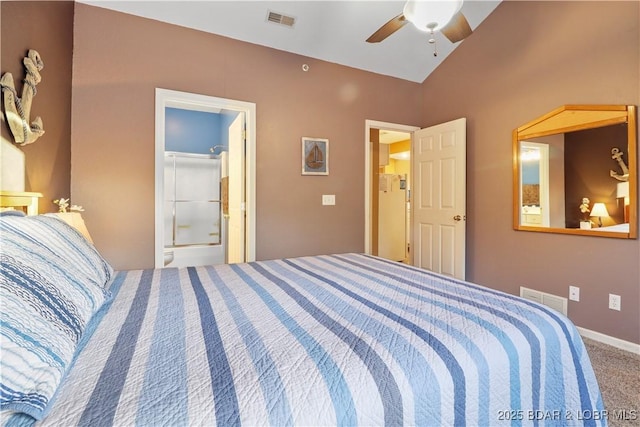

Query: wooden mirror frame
[[513, 105, 637, 239]]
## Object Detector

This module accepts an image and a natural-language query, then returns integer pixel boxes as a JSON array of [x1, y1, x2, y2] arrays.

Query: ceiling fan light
[[403, 0, 463, 32]]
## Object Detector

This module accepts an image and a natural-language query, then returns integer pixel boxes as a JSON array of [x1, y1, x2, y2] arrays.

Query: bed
[[591, 223, 630, 233], [1, 212, 606, 426]]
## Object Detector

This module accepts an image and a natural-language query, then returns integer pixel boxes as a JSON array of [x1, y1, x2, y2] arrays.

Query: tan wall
[[1, 1, 73, 211], [420, 0, 639, 343], [3, 1, 639, 344], [70, 4, 422, 270]]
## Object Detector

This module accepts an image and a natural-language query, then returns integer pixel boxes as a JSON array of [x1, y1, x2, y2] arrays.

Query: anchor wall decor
[[610, 147, 629, 182], [0, 49, 45, 145]]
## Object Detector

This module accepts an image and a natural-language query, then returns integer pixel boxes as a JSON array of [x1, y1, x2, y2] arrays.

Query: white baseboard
[[577, 326, 640, 355]]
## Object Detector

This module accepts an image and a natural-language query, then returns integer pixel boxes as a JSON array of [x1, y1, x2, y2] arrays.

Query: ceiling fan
[[367, 0, 472, 53]]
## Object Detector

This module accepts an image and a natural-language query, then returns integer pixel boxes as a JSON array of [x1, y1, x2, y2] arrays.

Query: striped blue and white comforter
[[35, 254, 604, 426]]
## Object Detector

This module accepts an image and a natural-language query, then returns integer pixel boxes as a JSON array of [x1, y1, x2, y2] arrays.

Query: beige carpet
[[583, 338, 640, 427]]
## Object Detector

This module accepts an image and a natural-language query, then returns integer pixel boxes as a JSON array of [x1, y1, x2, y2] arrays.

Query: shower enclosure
[[163, 151, 225, 267]]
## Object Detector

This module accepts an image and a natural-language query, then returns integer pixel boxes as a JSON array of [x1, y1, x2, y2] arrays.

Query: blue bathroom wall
[[165, 107, 241, 154], [165, 108, 220, 154]]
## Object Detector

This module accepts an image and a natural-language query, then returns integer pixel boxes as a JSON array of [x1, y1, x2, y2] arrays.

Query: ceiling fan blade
[[366, 13, 407, 43], [441, 11, 472, 43]]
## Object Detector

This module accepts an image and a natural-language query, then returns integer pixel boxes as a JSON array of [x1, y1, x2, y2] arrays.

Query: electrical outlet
[[608, 294, 621, 311], [569, 286, 580, 302]]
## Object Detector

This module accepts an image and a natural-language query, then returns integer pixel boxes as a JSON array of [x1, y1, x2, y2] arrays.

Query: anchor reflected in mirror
[[610, 147, 629, 182]]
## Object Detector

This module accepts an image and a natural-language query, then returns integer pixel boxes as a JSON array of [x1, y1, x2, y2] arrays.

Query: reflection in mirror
[[513, 105, 637, 239], [520, 142, 549, 227]]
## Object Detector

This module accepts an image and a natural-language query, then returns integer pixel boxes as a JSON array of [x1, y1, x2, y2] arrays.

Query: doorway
[[519, 141, 550, 227], [154, 89, 256, 268], [364, 120, 419, 261]]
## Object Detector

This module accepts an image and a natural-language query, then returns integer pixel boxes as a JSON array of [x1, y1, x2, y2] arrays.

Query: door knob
[[453, 215, 462, 221]]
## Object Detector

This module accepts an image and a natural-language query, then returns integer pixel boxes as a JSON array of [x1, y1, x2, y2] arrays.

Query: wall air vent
[[267, 11, 296, 28], [520, 286, 568, 316]]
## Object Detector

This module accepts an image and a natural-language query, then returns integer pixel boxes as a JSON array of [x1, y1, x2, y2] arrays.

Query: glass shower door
[[164, 153, 222, 247]]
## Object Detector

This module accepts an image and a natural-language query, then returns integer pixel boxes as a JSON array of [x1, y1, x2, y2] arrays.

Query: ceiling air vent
[[267, 10, 295, 28]]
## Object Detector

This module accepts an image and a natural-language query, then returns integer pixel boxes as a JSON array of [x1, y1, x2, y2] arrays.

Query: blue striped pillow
[[0, 214, 113, 419]]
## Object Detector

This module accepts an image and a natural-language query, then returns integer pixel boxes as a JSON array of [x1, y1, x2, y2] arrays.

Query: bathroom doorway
[[154, 89, 256, 268]]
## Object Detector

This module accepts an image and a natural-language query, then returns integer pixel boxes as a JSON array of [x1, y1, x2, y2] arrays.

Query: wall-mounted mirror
[[513, 105, 637, 239]]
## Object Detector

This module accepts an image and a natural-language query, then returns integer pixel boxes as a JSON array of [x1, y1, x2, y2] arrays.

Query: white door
[[227, 112, 245, 264], [412, 118, 466, 279]]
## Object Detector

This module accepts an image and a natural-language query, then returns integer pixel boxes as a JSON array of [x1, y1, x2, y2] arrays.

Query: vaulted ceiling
[[79, 0, 501, 83]]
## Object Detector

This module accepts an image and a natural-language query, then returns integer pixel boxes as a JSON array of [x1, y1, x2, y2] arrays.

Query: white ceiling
[[79, 0, 501, 83], [379, 129, 410, 144]]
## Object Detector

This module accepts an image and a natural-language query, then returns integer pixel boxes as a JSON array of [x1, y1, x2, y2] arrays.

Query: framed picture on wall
[[301, 137, 329, 176]]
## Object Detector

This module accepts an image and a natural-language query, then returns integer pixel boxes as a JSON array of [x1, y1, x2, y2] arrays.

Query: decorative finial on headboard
[[0, 49, 45, 145], [610, 148, 629, 182]]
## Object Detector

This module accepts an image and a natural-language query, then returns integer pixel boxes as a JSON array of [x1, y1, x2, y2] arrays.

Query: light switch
[[322, 194, 336, 205]]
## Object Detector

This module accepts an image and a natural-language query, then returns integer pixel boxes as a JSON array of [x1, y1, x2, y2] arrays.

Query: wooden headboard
[[0, 191, 43, 215]]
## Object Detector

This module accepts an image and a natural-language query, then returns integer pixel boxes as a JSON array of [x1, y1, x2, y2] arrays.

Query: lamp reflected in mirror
[[590, 202, 609, 228]]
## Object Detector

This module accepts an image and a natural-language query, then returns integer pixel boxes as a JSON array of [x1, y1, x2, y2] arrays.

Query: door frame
[[154, 88, 256, 268], [364, 120, 419, 255]]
